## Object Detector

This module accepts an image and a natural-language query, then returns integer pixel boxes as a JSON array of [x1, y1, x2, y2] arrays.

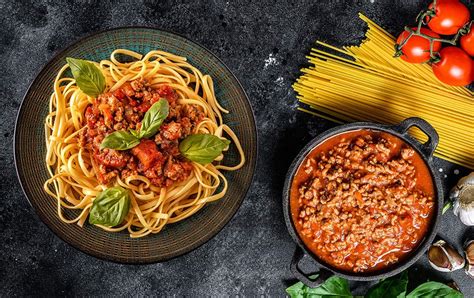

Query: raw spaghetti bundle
[[293, 13, 474, 169]]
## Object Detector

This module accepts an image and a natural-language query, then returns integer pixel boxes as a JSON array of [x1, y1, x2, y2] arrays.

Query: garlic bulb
[[465, 240, 474, 279], [428, 239, 465, 272], [450, 172, 474, 226]]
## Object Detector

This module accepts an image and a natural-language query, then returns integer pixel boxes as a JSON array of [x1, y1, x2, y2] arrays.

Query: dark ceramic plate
[[14, 27, 257, 264]]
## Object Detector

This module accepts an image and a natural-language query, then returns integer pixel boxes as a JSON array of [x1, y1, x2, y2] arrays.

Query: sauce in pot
[[290, 130, 435, 272]]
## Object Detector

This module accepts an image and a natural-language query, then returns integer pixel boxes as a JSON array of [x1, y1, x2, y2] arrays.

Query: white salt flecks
[[263, 53, 278, 69], [275, 76, 284, 87]]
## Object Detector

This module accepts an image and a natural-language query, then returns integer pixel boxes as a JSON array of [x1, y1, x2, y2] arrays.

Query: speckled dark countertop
[[1, 0, 473, 296]]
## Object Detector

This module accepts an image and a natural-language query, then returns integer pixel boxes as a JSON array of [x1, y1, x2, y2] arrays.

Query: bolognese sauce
[[290, 130, 435, 272], [79, 79, 204, 187]]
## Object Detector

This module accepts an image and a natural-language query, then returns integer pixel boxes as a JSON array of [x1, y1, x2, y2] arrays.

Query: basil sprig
[[66, 57, 105, 97], [179, 134, 230, 164], [286, 275, 352, 298], [406, 282, 463, 298], [89, 186, 130, 227], [286, 271, 463, 298], [100, 99, 169, 150]]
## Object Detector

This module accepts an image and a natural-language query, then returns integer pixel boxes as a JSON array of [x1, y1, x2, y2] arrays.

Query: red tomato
[[432, 47, 473, 86], [461, 23, 474, 56], [131, 140, 163, 170], [427, 0, 471, 35], [396, 28, 442, 63]]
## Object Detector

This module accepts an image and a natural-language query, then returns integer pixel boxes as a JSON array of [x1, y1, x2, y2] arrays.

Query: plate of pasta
[[14, 27, 257, 263]]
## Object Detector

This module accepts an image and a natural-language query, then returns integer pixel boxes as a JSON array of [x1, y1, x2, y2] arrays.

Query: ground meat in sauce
[[79, 79, 204, 187], [293, 133, 434, 273]]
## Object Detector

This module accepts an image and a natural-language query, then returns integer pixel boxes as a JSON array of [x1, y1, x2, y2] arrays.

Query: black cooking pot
[[282, 117, 443, 286]]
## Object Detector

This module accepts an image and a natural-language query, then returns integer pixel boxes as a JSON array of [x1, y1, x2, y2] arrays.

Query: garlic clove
[[465, 240, 474, 279], [428, 245, 451, 272], [428, 239, 465, 272], [452, 198, 474, 226], [450, 172, 474, 226]]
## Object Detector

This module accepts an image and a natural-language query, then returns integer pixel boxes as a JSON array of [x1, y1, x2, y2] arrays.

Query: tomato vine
[[394, 0, 472, 63]]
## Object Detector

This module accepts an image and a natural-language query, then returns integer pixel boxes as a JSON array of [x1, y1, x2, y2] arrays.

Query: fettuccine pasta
[[44, 49, 245, 238]]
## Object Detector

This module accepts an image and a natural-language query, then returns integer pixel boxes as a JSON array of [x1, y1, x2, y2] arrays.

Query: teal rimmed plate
[[14, 27, 257, 264]]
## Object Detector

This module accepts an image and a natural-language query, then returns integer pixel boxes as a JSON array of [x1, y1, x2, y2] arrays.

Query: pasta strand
[[44, 49, 245, 237]]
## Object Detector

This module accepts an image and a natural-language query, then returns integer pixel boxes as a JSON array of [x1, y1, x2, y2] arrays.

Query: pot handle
[[391, 117, 439, 160], [290, 247, 333, 288]]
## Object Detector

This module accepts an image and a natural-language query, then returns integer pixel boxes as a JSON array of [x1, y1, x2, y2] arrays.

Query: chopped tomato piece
[[113, 88, 126, 100], [131, 140, 163, 170], [99, 103, 113, 122]]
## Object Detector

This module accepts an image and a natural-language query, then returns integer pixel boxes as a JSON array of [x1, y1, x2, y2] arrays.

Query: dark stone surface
[[1, 0, 473, 296]]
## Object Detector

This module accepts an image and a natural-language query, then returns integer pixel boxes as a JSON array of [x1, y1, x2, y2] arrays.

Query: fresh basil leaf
[[66, 57, 105, 97], [366, 271, 408, 298], [139, 99, 169, 139], [285, 275, 352, 298], [179, 134, 231, 164], [406, 282, 463, 298], [100, 130, 140, 150], [89, 186, 130, 227], [130, 129, 140, 138], [286, 281, 308, 298], [306, 276, 352, 297], [286, 275, 319, 298]]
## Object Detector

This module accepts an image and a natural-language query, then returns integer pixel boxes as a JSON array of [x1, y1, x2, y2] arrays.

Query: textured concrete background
[[1, 0, 473, 296]]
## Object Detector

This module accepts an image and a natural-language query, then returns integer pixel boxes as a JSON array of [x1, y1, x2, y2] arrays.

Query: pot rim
[[282, 118, 443, 281]]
